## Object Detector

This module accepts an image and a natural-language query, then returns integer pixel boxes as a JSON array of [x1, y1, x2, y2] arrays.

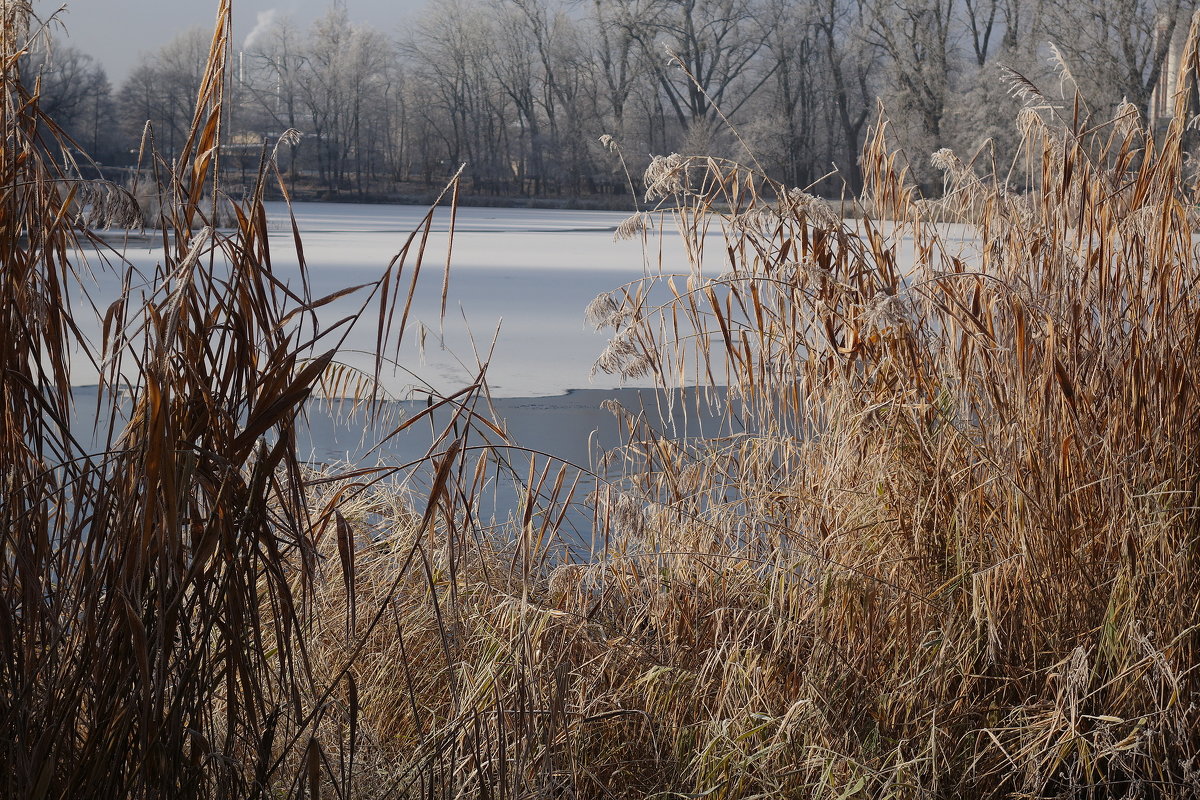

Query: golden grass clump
[[291, 28, 1200, 800], [1, 2, 479, 797], [7, 0, 1200, 795]]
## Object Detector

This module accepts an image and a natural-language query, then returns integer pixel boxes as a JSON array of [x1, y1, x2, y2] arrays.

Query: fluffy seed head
[[644, 153, 688, 200]]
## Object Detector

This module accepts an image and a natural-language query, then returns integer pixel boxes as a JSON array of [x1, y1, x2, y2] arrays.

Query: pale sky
[[34, 0, 429, 83]]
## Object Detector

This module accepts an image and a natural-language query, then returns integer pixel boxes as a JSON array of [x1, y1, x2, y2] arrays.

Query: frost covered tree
[[19, 40, 115, 162], [1043, 0, 1196, 117], [102, 0, 1200, 199], [118, 28, 211, 163]]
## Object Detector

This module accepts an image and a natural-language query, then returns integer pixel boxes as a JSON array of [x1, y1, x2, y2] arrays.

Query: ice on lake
[[72, 202, 701, 399], [62, 201, 978, 534], [69, 201, 977, 399]]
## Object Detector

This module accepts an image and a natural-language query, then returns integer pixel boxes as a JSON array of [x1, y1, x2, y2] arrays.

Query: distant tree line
[[21, 0, 1199, 199]]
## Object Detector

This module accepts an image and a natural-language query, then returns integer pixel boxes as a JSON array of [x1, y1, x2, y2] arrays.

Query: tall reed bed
[[298, 28, 1200, 800], [0, 2, 497, 797], [7, 0, 1200, 795]]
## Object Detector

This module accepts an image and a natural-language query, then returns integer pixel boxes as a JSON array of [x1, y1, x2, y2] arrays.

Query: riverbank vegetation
[[25, 0, 1200, 201], [306, 44, 1200, 800], [5, 0, 1200, 797]]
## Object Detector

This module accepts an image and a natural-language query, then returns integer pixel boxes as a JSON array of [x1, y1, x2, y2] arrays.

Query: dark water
[[66, 384, 737, 557], [298, 386, 737, 555]]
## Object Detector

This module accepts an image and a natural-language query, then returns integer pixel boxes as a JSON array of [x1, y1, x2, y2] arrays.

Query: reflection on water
[[67, 384, 738, 559]]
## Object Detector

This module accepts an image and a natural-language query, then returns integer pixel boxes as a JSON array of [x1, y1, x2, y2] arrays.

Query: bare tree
[[20, 40, 114, 163], [751, 0, 822, 185], [103, 0, 1193, 200], [405, 0, 517, 191], [298, 6, 354, 193], [118, 28, 211, 163], [868, 0, 956, 141], [586, 0, 644, 134], [289, 7, 400, 195], [612, 0, 773, 134], [243, 15, 308, 178], [488, 0, 600, 194], [1044, 0, 1195, 117], [807, 0, 879, 192]]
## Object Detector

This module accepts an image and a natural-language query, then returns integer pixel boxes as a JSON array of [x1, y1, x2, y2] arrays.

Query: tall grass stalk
[[1, 2, 492, 797], [7, 0, 1200, 796]]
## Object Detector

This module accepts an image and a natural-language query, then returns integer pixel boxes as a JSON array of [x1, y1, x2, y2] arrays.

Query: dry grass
[[7, 0, 1200, 797], [294, 22, 1200, 800], [0, 2, 489, 797]]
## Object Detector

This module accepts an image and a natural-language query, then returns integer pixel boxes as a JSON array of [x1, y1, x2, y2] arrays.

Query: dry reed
[[1, 2, 490, 797], [7, 0, 1200, 797], [293, 20, 1200, 800]]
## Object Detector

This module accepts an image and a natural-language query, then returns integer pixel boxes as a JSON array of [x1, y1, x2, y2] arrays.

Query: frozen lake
[[74, 202, 689, 399], [64, 201, 975, 536], [71, 201, 976, 399], [65, 202, 717, 538], [276, 202, 666, 398]]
